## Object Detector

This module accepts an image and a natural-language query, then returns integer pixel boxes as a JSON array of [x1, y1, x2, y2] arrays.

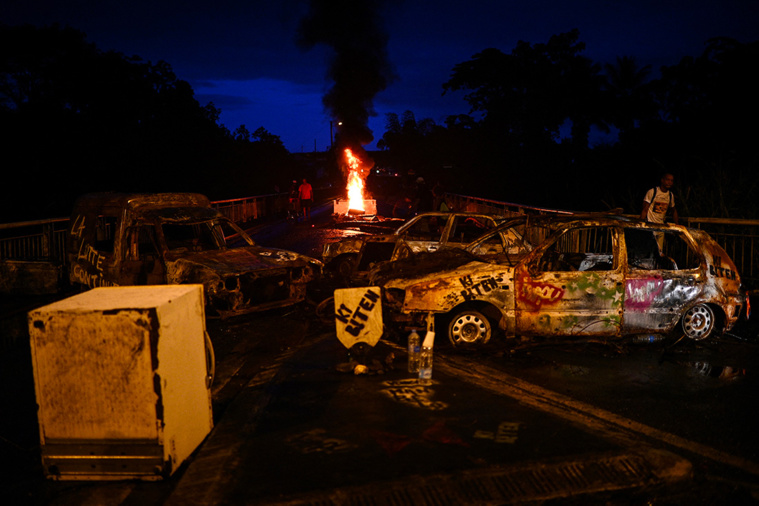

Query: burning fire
[[344, 148, 365, 212]]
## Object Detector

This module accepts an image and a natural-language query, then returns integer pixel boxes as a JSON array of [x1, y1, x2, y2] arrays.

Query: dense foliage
[[0, 24, 298, 221], [379, 31, 759, 218]]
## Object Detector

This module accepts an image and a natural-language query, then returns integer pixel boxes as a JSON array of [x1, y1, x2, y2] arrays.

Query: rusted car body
[[322, 211, 505, 285], [68, 193, 322, 317], [374, 216, 747, 347]]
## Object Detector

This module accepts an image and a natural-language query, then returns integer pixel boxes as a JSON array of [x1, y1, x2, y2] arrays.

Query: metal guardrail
[[2, 193, 759, 288], [447, 194, 759, 289], [684, 217, 759, 291], [0, 193, 309, 266], [446, 193, 574, 218], [211, 193, 290, 223], [0, 217, 69, 264]]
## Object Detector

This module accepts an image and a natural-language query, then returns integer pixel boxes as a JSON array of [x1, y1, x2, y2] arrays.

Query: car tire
[[681, 304, 716, 340], [447, 310, 492, 348]]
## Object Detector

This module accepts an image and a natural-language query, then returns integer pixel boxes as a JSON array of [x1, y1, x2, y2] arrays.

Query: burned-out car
[[68, 193, 322, 317], [373, 216, 747, 347], [322, 211, 505, 285]]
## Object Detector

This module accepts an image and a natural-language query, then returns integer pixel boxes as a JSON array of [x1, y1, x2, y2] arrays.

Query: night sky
[[4, 0, 758, 153]]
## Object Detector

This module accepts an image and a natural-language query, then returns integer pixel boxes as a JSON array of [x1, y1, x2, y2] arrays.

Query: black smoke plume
[[298, 0, 395, 154]]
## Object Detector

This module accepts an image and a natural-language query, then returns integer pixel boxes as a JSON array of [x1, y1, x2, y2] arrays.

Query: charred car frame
[[374, 216, 747, 347], [322, 211, 506, 285], [67, 193, 322, 317]]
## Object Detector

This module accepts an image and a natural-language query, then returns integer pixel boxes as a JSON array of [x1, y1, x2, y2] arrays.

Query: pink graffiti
[[625, 277, 665, 308]]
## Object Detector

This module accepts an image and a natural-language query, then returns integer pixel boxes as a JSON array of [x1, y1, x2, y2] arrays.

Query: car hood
[[323, 234, 396, 259], [370, 248, 485, 288], [166, 246, 321, 278]]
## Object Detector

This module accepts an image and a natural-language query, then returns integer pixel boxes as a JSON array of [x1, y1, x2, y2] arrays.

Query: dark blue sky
[[4, 1, 759, 152]]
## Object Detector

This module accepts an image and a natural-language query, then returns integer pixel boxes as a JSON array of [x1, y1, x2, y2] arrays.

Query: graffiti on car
[[459, 273, 502, 302], [709, 256, 737, 280], [517, 276, 565, 309]]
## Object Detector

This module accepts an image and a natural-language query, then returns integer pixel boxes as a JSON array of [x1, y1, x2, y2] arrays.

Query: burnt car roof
[[72, 192, 211, 213]]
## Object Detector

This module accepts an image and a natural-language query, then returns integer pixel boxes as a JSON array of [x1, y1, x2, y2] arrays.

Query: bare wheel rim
[[449, 311, 491, 347], [682, 304, 715, 340], [337, 257, 355, 277]]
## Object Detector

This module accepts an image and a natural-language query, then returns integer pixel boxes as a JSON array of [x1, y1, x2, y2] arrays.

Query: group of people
[[392, 176, 450, 218]]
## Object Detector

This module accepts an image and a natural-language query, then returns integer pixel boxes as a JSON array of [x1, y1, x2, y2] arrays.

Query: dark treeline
[[378, 30, 759, 219], [0, 24, 310, 221], [1, 25, 758, 221]]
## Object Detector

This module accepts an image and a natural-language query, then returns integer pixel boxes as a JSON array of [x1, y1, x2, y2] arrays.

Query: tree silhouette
[[602, 56, 654, 136], [0, 24, 304, 221]]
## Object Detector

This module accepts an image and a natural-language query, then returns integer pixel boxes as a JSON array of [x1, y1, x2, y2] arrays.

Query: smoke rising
[[298, 0, 396, 152]]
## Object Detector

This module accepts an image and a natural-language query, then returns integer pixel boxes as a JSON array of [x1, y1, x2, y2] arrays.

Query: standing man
[[640, 173, 679, 225], [298, 178, 313, 221], [641, 173, 679, 250]]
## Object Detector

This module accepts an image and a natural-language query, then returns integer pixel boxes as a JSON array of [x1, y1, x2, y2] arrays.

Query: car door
[[120, 223, 167, 285], [622, 227, 703, 334], [515, 225, 624, 337]]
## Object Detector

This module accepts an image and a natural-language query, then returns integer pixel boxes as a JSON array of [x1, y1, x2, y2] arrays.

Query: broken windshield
[[162, 221, 226, 252]]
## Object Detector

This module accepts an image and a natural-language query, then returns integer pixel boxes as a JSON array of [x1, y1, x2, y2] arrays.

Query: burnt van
[[68, 193, 321, 317]]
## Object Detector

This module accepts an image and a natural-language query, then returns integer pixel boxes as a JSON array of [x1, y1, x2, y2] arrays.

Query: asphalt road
[[2, 203, 759, 505]]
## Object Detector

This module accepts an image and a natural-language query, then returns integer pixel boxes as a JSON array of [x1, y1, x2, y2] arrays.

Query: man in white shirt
[[640, 173, 679, 225]]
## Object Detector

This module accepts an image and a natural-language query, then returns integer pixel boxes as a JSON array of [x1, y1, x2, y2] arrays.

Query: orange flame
[[345, 148, 365, 212]]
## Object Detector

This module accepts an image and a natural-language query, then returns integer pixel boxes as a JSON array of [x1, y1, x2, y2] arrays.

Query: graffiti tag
[[70, 264, 116, 288], [459, 274, 500, 301], [76, 243, 106, 272], [709, 256, 736, 280], [625, 277, 665, 308], [474, 421, 521, 444], [70, 214, 86, 238], [285, 428, 356, 454], [381, 378, 448, 410], [69, 214, 115, 288]]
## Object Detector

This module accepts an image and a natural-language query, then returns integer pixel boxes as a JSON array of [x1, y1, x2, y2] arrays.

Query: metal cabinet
[[28, 285, 213, 480]]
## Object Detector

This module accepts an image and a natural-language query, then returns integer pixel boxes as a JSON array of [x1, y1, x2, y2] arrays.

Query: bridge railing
[[447, 194, 759, 289], [445, 193, 574, 218], [2, 193, 759, 289], [0, 194, 293, 266], [684, 217, 759, 290], [211, 193, 291, 223], [0, 218, 70, 264]]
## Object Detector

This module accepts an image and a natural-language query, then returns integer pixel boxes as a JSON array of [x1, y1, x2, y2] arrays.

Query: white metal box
[[27, 285, 214, 480]]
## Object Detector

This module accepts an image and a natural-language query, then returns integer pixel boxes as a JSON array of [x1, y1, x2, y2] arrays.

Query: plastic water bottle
[[407, 329, 421, 373], [418, 346, 433, 384]]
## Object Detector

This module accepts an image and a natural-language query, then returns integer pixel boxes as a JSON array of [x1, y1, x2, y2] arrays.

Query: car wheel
[[448, 310, 492, 348], [681, 304, 715, 340]]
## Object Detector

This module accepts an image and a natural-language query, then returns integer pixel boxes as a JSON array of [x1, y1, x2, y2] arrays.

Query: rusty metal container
[[333, 198, 377, 216], [27, 285, 213, 480]]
